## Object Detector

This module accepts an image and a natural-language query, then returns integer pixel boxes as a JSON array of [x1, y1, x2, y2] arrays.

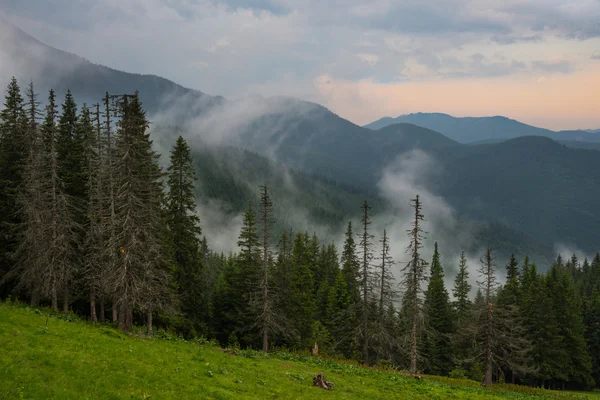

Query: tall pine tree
[[424, 242, 453, 375], [167, 136, 203, 333]]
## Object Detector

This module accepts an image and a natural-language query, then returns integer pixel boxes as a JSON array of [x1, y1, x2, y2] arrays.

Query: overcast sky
[[1, 0, 600, 130]]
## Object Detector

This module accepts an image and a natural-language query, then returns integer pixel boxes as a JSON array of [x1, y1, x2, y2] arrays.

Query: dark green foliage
[[341, 222, 361, 303], [166, 136, 204, 334], [325, 269, 356, 358], [424, 242, 453, 375], [286, 232, 316, 348], [497, 254, 520, 309], [0, 77, 27, 297], [544, 264, 594, 387], [56, 90, 85, 199], [237, 201, 261, 285], [214, 201, 263, 347], [452, 251, 471, 322]]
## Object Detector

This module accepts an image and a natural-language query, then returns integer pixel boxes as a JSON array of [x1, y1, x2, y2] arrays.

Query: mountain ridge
[[365, 113, 600, 143]]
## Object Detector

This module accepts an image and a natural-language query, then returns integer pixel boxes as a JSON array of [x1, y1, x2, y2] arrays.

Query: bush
[[449, 368, 468, 380]]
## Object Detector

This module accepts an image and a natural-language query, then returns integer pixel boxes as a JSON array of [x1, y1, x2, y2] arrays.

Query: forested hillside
[[1, 77, 600, 393], [436, 136, 600, 251], [151, 126, 553, 264]]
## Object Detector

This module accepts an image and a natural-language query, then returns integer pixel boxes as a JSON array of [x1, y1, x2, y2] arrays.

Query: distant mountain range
[[2, 20, 600, 260], [364, 113, 600, 143]]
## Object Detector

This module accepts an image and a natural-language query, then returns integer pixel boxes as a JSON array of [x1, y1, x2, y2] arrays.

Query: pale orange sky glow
[[315, 63, 600, 131]]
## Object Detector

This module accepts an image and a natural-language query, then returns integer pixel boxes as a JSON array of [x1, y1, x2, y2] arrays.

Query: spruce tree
[[401, 195, 428, 374], [167, 136, 203, 332], [341, 221, 360, 302], [257, 184, 279, 352], [325, 269, 354, 357], [288, 232, 315, 348], [235, 201, 262, 345], [452, 251, 472, 322], [424, 242, 453, 375], [106, 93, 171, 331], [0, 77, 27, 297], [584, 287, 600, 386], [498, 254, 519, 308], [545, 263, 594, 388], [57, 90, 86, 200]]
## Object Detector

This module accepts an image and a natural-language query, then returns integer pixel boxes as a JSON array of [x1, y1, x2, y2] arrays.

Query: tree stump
[[313, 373, 334, 390]]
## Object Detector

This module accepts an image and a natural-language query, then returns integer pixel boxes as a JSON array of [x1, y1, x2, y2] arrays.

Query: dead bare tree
[[256, 184, 282, 352], [401, 195, 428, 375], [373, 229, 399, 365], [455, 248, 534, 386], [10, 89, 79, 311], [358, 200, 375, 364]]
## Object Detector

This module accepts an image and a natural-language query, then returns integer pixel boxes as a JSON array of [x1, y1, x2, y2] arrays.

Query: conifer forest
[[1, 77, 600, 393]]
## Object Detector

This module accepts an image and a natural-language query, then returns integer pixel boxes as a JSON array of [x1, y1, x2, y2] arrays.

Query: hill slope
[[0, 304, 592, 399], [151, 130, 553, 265], [436, 136, 600, 251], [0, 20, 224, 117]]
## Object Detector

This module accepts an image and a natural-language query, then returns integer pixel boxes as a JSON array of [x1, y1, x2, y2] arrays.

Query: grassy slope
[[1, 304, 597, 400]]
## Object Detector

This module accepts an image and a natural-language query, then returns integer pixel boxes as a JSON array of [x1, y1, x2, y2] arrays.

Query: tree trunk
[[118, 304, 126, 330], [51, 286, 58, 311], [112, 300, 118, 323], [90, 288, 97, 323], [62, 289, 69, 313], [147, 309, 153, 336], [262, 281, 268, 352], [99, 299, 105, 323], [410, 316, 418, 374], [126, 304, 133, 332], [30, 290, 39, 306], [484, 327, 493, 384], [119, 303, 133, 332]]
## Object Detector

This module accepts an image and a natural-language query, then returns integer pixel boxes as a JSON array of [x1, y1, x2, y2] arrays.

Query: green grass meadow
[[0, 302, 598, 399]]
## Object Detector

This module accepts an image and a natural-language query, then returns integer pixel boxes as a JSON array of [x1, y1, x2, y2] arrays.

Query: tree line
[[0, 78, 599, 391]]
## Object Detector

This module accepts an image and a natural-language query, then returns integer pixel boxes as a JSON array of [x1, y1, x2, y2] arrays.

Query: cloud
[[592, 51, 600, 60], [196, 200, 244, 254], [370, 149, 487, 297], [553, 242, 593, 265], [532, 59, 573, 74], [2, 0, 599, 95], [356, 53, 379, 66], [490, 34, 543, 45]]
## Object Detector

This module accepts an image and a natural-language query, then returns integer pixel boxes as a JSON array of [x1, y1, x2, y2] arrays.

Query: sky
[[1, 0, 600, 130]]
